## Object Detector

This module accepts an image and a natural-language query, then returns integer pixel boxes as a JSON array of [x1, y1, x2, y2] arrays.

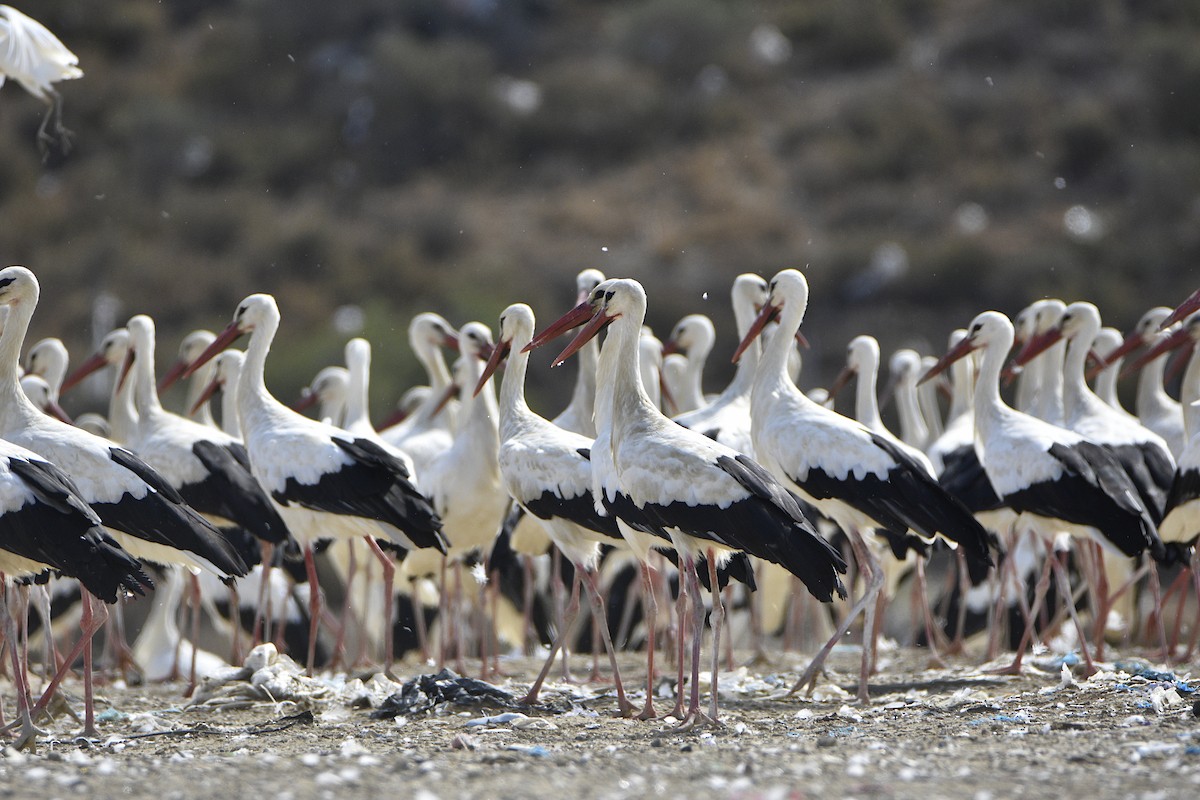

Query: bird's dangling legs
[[636, 562, 659, 720], [37, 91, 74, 161], [303, 543, 322, 676], [364, 536, 398, 679], [520, 572, 582, 706], [579, 567, 635, 716]]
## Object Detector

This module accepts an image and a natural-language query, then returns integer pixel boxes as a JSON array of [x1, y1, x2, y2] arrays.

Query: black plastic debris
[[371, 669, 523, 719]]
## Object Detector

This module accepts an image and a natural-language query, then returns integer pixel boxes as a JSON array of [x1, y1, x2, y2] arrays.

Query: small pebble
[[816, 736, 837, 748], [1193, 699, 1200, 718], [650, 738, 663, 748]]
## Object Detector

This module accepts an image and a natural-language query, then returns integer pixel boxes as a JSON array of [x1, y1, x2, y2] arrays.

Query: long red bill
[[158, 358, 190, 393], [379, 405, 411, 431], [59, 351, 109, 396], [190, 377, 223, 417], [732, 302, 779, 363], [1125, 325, 1190, 376], [552, 308, 613, 368], [524, 300, 594, 353], [432, 382, 459, 416], [1013, 327, 1063, 367], [474, 339, 511, 397], [828, 365, 855, 399], [44, 399, 73, 424], [1162, 288, 1200, 330], [920, 336, 977, 385], [1165, 340, 1194, 385], [182, 321, 244, 380], [291, 389, 319, 414], [1093, 329, 1144, 373]]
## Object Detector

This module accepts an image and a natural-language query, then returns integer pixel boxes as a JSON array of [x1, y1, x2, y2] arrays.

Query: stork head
[[1128, 311, 1200, 372], [475, 303, 534, 396], [830, 334, 878, 397], [410, 312, 459, 353], [575, 269, 606, 304], [732, 268, 809, 363], [60, 327, 130, 395], [663, 314, 715, 358], [550, 279, 644, 367], [183, 294, 278, 380], [159, 329, 216, 392], [24, 337, 67, 381], [0, 266, 40, 308], [921, 311, 1013, 385], [21, 374, 71, 422]]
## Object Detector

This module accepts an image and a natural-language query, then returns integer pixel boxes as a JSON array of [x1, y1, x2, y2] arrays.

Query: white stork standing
[[888, 348, 935, 453], [190, 349, 245, 439], [923, 310, 1165, 673], [1099, 307, 1186, 459], [672, 273, 769, 456], [1015, 301, 1176, 522], [417, 322, 509, 669], [733, 269, 993, 701], [551, 269, 605, 437], [1090, 327, 1138, 424], [545, 278, 847, 728], [294, 365, 349, 427], [60, 327, 139, 444], [379, 312, 459, 472], [479, 303, 635, 714], [0, 267, 246, 726], [661, 314, 715, 415], [23, 337, 68, 401], [0, 438, 149, 746], [158, 330, 218, 427], [181, 293, 447, 675]]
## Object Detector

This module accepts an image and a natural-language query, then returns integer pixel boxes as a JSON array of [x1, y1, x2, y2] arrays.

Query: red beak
[[1094, 329, 1144, 373], [291, 389, 319, 414], [1162, 288, 1200, 330], [182, 321, 244, 380], [59, 351, 109, 396], [920, 336, 978, 385], [474, 338, 511, 397], [1013, 327, 1063, 367], [1165, 341, 1194, 384], [44, 398, 73, 424], [1125, 325, 1190, 375], [191, 377, 223, 417], [828, 365, 855, 399], [661, 338, 681, 357], [552, 308, 615, 368], [158, 358, 191, 394], [379, 405, 411, 431], [732, 301, 780, 363], [433, 382, 459, 416], [524, 300, 595, 353]]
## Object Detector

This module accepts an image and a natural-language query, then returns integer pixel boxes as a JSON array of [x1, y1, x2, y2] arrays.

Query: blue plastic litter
[[1185, 746, 1200, 756], [96, 708, 127, 723]]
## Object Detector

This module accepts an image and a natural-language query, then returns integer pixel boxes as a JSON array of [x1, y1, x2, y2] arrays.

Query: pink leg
[[579, 567, 635, 716], [636, 562, 658, 720], [520, 572, 582, 705], [364, 536, 397, 678], [304, 543, 322, 676]]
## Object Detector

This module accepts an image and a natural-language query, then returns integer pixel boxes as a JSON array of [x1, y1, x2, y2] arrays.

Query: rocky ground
[[2, 643, 1198, 800]]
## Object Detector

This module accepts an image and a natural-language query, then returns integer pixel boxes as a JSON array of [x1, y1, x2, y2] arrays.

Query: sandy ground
[[2, 644, 1198, 800]]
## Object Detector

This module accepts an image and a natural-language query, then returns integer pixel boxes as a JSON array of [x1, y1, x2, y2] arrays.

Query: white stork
[[60, 327, 139, 444], [661, 313, 715, 415], [546, 278, 847, 728], [1099, 307, 1186, 459], [923, 309, 1165, 673], [0, 437, 149, 746], [0, 5, 82, 153], [551, 269, 605, 437], [0, 268, 248, 579], [190, 349, 245, 439], [479, 303, 635, 714], [1015, 301, 1176, 522], [734, 269, 993, 701], [158, 329, 218, 427], [672, 273, 768, 456], [379, 312, 458, 473], [294, 365, 349, 427], [181, 293, 447, 674], [1090, 327, 1138, 423], [22, 336, 68, 401], [888, 348, 935, 453]]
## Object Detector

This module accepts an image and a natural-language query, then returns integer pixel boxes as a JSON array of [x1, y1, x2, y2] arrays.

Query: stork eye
[[604, 290, 614, 302]]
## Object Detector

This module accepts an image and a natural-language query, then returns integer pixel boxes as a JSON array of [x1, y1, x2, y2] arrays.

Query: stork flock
[[1, 262, 1199, 745]]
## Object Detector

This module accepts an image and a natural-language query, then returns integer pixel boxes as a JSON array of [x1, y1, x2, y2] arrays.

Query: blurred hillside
[[2, 0, 1199, 416]]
